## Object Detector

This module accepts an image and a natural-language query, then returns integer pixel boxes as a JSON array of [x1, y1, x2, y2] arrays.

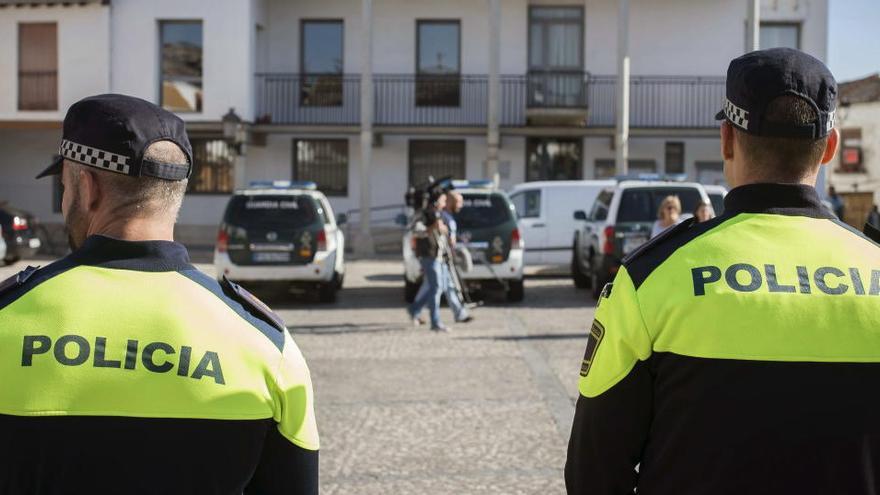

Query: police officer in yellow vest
[[0, 94, 318, 494], [566, 48, 880, 494]]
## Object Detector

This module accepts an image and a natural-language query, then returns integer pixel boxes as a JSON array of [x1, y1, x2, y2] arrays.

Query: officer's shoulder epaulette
[[220, 275, 287, 334], [622, 217, 696, 266], [0, 265, 40, 299]]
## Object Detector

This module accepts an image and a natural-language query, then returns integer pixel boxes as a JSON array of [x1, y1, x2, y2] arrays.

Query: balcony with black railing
[[254, 72, 726, 129]]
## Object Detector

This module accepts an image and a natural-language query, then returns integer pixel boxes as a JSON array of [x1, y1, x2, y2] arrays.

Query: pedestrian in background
[[650, 195, 682, 238], [440, 191, 472, 324], [0, 94, 319, 494], [867, 204, 880, 229], [692, 200, 715, 223], [408, 194, 450, 332], [566, 48, 880, 495]]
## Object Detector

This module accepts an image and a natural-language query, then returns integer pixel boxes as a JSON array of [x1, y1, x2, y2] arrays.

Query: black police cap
[[715, 48, 837, 139], [36, 94, 193, 181]]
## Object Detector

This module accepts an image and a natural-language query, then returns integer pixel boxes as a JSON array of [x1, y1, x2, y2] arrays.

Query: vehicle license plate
[[28, 238, 41, 249], [622, 236, 647, 255], [253, 252, 290, 263]]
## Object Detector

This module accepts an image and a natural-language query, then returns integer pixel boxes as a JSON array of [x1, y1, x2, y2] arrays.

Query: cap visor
[[36, 154, 63, 179], [715, 110, 726, 121]]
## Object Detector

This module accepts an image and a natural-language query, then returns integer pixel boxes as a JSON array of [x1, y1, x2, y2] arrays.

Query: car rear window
[[617, 187, 703, 223], [708, 193, 724, 215], [224, 195, 319, 228], [455, 193, 515, 229]]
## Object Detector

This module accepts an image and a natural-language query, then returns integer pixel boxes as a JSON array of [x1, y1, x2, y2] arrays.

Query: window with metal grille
[[665, 142, 685, 174], [160, 20, 203, 113], [293, 139, 349, 196], [188, 139, 234, 194], [409, 140, 466, 186], [18, 23, 57, 111]]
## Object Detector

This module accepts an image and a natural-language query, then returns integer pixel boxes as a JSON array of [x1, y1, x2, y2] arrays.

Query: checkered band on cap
[[826, 109, 836, 132], [59, 139, 131, 175], [722, 98, 750, 130]]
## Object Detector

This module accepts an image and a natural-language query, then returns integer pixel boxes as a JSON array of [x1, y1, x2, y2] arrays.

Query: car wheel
[[335, 272, 344, 289], [572, 248, 590, 289], [404, 277, 419, 303], [319, 274, 339, 303], [506, 278, 525, 302]]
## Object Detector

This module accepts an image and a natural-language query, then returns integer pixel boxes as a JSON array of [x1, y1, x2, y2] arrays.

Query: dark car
[[0, 203, 41, 264]]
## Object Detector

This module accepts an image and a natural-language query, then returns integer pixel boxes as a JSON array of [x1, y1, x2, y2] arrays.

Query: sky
[[828, 0, 880, 82]]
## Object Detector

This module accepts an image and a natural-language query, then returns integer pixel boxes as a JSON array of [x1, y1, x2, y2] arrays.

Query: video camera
[[405, 175, 455, 227]]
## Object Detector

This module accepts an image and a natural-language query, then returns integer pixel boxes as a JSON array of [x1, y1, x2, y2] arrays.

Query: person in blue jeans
[[413, 192, 474, 326], [408, 194, 449, 332]]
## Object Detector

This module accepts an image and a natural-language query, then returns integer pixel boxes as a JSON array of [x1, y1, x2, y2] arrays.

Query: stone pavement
[[0, 258, 596, 494]]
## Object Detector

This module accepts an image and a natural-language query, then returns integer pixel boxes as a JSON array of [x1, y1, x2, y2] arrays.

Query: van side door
[[510, 188, 547, 265]]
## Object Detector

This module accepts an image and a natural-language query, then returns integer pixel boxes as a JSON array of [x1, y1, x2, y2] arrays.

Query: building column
[[615, 0, 630, 175], [357, 0, 375, 255], [746, 0, 760, 52], [485, 0, 501, 186]]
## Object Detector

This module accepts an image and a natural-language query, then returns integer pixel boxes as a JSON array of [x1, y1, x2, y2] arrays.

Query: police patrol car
[[403, 180, 525, 302], [214, 181, 346, 302]]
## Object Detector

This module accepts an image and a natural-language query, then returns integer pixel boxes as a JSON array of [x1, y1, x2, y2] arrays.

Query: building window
[[594, 159, 658, 179], [301, 20, 344, 106], [293, 139, 349, 196], [760, 23, 800, 50], [528, 7, 584, 107], [527, 138, 582, 181], [188, 139, 234, 194], [838, 128, 864, 173], [665, 142, 685, 174], [160, 21, 203, 113], [409, 140, 466, 186], [416, 20, 460, 106], [18, 23, 57, 111]]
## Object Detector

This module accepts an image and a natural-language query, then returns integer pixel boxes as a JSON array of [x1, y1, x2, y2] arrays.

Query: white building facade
[[0, 0, 829, 249]]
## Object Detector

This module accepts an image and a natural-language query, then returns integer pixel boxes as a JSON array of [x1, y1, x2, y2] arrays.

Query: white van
[[509, 180, 615, 266]]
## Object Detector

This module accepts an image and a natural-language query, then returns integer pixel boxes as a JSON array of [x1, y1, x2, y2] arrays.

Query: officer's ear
[[720, 121, 735, 162], [820, 128, 840, 165], [78, 168, 103, 213]]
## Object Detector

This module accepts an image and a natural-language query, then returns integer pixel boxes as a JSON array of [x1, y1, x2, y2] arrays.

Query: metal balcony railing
[[254, 73, 361, 125], [254, 73, 725, 129]]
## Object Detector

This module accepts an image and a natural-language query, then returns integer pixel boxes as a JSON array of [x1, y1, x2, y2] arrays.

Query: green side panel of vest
[[638, 214, 880, 362], [0, 265, 318, 450], [577, 266, 652, 398]]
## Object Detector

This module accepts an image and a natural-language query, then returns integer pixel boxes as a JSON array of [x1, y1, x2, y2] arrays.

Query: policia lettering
[[692, 264, 880, 296], [21, 335, 225, 385]]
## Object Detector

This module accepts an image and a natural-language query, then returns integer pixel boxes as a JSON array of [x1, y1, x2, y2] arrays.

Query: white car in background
[[703, 184, 728, 215], [509, 180, 614, 268]]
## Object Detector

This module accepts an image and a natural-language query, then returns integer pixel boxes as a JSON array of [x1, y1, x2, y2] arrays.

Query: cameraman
[[407, 194, 450, 332]]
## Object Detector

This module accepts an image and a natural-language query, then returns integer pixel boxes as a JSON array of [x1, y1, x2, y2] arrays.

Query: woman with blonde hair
[[651, 195, 682, 238]]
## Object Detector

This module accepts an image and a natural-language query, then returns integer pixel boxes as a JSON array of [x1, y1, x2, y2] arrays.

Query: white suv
[[213, 181, 346, 302], [572, 180, 710, 298]]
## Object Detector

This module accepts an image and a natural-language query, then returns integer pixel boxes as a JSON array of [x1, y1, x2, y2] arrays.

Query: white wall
[[0, 4, 110, 120], [110, 0, 255, 122], [261, 0, 828, 77], [830, 101, 880, 204]]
